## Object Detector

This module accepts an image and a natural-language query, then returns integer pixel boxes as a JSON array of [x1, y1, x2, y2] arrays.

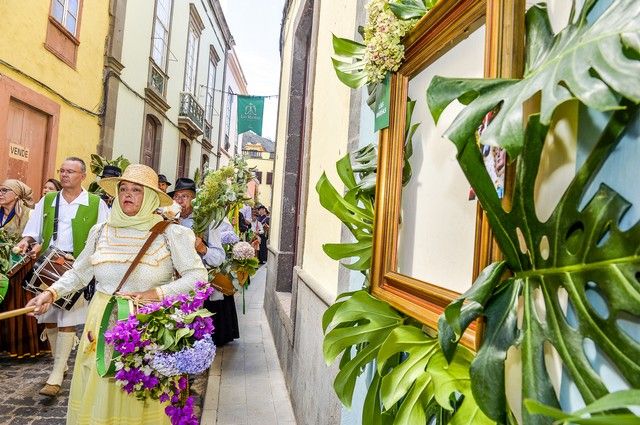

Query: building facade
[[101, 0, 233, 182], [218, 47, 248, 168], [0, 0, 110, 197], [242, 131, 275, 209]]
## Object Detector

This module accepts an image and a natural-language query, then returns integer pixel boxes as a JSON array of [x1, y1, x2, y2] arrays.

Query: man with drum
[[15, 157, 109, 397]]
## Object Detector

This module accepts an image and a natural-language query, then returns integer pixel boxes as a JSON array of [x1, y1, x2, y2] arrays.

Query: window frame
[[45, 0, 84, 67], [369, 0, 524, 351], [150, 0, 173, 70], [204, 48, 220, 124]]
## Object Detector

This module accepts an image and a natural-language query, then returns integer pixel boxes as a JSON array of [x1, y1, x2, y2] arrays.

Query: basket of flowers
[[101, 281, 217, 424]]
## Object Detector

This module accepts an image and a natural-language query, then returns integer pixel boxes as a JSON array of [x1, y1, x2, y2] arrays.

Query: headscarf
[[107, 186, 162, 231], [0, 179, 34, 212]]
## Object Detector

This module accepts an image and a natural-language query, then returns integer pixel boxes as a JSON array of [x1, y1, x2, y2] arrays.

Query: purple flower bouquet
[[104, 281, 217, 425]]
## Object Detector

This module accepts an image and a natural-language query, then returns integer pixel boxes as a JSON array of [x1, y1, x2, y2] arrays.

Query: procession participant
[[15, 157, 109, 397], [96, 165, 122, 207], [42, 178, 62, 195], [0, 179, 34, 238], [170, 177, 239, 346], [257, 205, 270, 264], [157, 174, 171, 193], [26, 164, 207, 424]]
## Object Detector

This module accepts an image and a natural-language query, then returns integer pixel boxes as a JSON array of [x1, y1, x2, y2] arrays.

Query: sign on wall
[[237, 95, 265, 135]]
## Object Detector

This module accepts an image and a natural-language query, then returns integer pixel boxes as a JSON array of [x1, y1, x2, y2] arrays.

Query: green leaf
[[388, 0, 433, 20], [426, 0, 640, 157], [376, 326, 493, 424], [525, 390, 640, 424], [323, 291, 404, 408], [331, 34, 367, 89], [438, 261, 507, 361]]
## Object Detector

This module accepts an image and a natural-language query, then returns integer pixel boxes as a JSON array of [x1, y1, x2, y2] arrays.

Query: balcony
[[178, 92, 204, 138]]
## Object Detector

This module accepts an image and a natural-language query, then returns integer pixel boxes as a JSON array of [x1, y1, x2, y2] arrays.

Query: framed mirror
[[370, 0, 524, 350]]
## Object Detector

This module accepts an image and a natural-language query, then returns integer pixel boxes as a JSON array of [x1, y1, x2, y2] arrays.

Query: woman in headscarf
[[26, 164, 207, 424], [0, 179, 34, 238]]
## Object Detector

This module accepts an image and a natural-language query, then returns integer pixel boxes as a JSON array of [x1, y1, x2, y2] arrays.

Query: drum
[[23, 248, 82, 310]]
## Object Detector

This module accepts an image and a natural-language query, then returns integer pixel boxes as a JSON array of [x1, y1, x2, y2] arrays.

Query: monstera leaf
[[323, 291, 405, 408], [317, 99, 419, 272], [437, 107, 640, 424], [388, 0, 437, 20], [426, 0, 640, 157], [331, 35, 367, 89], [377, 326, 493, 425]]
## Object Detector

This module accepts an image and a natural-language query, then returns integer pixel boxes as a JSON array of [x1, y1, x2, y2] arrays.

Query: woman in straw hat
[[26, 164, 207, 424], [0, 179, 34, 237]]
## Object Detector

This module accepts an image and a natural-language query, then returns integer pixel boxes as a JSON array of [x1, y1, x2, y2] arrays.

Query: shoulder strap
[[113, 220, 172, 294]]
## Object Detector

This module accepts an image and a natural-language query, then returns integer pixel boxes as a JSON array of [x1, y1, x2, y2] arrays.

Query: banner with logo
[[237, 95, 265, 135]]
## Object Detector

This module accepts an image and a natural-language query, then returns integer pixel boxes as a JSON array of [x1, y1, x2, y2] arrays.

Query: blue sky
[[220, 0, 284, 140]]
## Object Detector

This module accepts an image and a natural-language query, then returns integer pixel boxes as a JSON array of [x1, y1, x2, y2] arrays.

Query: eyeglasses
[[57, 168, 81, 175], [173, 194, 194, 201], [0, 188, 13, 195]]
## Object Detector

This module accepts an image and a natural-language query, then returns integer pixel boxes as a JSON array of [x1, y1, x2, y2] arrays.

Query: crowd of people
[[0, 157, 270, 424]]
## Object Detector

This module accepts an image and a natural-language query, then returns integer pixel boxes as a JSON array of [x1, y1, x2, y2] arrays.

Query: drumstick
[[0, 306, 36, 321]]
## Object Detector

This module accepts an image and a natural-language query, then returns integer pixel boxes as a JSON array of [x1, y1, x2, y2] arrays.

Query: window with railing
[[183, 22, 200, 95], [151, 0, 172, 69], [225, 86, 234, 137], [179, 92, 204, 130], [204, 48, 219, 124]]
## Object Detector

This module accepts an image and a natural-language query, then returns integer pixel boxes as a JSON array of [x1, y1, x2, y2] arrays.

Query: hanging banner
[[374, 73, 391, 132], [237, 95, 265, 135]]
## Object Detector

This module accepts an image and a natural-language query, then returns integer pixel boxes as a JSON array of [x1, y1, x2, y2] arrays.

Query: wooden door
[[5, 100, 48, 197], [142, 116, 158, 168]]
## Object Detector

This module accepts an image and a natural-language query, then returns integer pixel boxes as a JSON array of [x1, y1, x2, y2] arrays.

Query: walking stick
[[0, 306, 36, 321]]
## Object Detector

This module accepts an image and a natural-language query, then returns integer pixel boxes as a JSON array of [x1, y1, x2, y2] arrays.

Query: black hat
[[168, 177, 196, 197], [100, 165, 122, 178], [158, 174, 172, 186]]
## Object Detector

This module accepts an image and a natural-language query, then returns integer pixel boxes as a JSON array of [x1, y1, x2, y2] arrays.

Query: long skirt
[[204, 295, 239, 346], [66, 291, 170, 425]]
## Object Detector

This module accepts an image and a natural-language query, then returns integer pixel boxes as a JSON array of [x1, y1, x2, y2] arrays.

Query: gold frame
[[370, 0, 524, 350]]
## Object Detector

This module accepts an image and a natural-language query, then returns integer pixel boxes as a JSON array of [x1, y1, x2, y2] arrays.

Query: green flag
[[237, 95, 265, 135]]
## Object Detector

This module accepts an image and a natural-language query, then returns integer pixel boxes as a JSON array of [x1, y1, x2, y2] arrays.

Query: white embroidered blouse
[[50, 223, 207, 298]]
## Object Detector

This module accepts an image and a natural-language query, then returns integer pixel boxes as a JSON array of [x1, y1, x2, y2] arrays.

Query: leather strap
[[113, 220, 171, 294]]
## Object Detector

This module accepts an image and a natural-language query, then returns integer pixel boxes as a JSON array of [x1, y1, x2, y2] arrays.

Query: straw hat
[[98, 164, 173, 207]]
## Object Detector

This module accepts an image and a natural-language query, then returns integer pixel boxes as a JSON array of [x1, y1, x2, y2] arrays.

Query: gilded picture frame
[[370, 0, 524, 350]]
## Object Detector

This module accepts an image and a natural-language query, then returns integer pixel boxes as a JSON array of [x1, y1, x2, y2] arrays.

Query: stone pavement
[[201, 265, 297, 425]]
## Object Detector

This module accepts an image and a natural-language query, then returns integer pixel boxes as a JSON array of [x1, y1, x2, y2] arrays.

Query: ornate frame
[[370, 0, 524, 350]]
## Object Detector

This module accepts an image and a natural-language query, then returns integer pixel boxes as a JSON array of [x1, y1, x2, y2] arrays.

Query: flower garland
[[363, 0, 417, 84], [104, 282, 217, 425]]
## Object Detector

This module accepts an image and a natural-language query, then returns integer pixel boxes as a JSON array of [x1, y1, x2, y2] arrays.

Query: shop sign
[[9, 144, 29, 161]]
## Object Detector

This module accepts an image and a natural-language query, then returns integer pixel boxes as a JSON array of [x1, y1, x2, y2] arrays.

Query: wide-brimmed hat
[[99, 164, 173, 207], [158, 174, 171, 186], [167, 177, 197, 198], [100, 165, 122, 178]]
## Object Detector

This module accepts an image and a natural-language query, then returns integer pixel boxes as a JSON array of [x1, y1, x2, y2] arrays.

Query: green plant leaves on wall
[[331, 35, 367, 89], [435, 108, 640, 424], [426, 0, 640, 158], [323, 291, 491, 425]]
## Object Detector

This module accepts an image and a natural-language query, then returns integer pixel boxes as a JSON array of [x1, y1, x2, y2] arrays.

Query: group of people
[[0, 157, 259, 424]]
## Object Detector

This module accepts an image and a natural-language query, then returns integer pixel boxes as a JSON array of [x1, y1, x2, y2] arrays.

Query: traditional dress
[[50, 222, 207, 424]]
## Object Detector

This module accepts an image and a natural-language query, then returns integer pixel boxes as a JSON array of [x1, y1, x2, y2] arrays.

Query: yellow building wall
[[271, 0, 359, 299], [0, 0, 110, 177], [246, 155, 275, 209]]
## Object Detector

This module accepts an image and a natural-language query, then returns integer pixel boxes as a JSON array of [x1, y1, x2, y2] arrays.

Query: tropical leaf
[[323, 291, 405, 407], [435, 107, 640, 423], [331, 34, 367, 89], [376, 326, 494, 425], [426, 0, 640, 158], [388, 0, 437, 20], [525, 389, 640, 424]]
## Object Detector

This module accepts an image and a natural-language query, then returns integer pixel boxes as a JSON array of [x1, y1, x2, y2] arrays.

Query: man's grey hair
[[64, 157, 87, 173]]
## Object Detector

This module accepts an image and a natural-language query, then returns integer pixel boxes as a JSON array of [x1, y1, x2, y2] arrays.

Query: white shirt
[[22, 189, 110, 252], [177, 213, 225, 268]]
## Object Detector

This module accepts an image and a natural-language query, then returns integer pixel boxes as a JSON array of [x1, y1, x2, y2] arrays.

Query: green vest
[[41, 191, 101, 258]]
